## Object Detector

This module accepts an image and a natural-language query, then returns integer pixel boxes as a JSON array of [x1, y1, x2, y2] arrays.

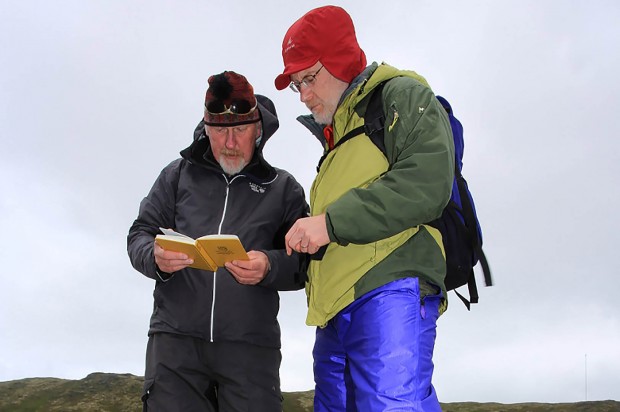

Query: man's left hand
[[225, 250, 270, 285]]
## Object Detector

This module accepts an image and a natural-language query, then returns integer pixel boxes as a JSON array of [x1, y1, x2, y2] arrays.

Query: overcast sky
[[1, 0, 619, 404]]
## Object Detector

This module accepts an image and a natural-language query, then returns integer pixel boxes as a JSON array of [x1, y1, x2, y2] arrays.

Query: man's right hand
[[153, 242, 194, 273]]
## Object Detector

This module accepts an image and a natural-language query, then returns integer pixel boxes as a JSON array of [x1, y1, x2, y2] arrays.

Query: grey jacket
[[127, 95, 308, 348]]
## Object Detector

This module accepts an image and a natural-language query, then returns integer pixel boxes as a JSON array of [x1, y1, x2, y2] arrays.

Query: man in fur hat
[[276, 6, 454, 411], [128, 71, 308, 411]]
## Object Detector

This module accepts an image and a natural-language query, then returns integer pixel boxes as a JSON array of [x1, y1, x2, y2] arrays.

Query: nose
[[300, 86, 312, 103], [224, 130, 237, 149]]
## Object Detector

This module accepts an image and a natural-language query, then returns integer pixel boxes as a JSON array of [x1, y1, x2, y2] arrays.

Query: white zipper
[[209, 174, 243, 342]]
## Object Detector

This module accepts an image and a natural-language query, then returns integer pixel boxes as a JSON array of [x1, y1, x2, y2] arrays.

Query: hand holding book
[[224, 250, 271, 285], [155, 228, 249, 272]]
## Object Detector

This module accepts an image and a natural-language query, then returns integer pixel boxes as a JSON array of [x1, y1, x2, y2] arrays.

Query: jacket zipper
[[210, 173, 243, 342]]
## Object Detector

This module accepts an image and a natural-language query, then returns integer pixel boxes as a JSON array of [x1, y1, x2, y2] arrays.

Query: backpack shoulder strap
[[316, 81, 389, 172], [362, 81, 388, 155]]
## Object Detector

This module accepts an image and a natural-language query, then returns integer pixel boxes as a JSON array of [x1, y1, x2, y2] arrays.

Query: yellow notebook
[[155, 228, 249, 271]]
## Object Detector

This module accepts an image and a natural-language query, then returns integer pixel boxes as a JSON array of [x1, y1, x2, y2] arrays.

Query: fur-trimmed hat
[[204, 71, 261, 126], [274, 6, 366, 90]]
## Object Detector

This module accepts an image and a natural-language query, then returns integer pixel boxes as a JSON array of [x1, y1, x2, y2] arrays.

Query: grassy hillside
[[0, 373, 618, 412]]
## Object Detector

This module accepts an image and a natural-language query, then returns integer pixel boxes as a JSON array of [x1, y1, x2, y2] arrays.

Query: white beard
[[312, 104, 337, 126], [218, 156, 248, 175]]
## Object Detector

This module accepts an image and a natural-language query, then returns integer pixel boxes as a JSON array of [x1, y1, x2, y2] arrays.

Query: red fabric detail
[[323, 125, 334, 150]]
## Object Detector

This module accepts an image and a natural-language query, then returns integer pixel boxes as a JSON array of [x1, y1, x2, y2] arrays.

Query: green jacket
[[299, 62, 454, 327]]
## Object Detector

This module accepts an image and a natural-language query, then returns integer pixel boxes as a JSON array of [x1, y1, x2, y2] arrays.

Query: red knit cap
[[204, 71, 260, 126], [274, 6, 367, 90]]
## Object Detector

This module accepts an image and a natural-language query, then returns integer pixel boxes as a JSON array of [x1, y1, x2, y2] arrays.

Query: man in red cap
[[277, 6, 454, 411], [128, 71, 309, 411]]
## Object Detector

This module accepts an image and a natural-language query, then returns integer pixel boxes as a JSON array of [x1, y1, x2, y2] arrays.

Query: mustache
[[220, 149, 243, 157]]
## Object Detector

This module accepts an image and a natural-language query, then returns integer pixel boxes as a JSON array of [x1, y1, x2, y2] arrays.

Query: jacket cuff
[[326, 211, 349, 246]]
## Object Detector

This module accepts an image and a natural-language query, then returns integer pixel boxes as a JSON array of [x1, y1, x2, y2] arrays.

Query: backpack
[[325, 81, 493, 309]]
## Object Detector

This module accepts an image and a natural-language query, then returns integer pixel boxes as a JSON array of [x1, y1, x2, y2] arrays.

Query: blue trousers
[[313, 277, 442, 412]]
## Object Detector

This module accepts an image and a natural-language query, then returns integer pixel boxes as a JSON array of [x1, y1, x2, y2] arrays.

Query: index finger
[[229, 258, 253, 270], [285, 224, 300, 256]]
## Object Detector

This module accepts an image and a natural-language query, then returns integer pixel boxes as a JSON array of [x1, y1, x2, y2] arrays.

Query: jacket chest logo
[[249, 182, 266, 193]]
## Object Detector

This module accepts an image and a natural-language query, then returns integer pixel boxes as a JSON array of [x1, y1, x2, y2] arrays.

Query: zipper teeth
[[210, 272, 216, 342], [210, 174, 237, 342]]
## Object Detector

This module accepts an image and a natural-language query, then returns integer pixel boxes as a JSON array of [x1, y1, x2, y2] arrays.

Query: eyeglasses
[[289, 65, 324, 93], [206, 99, 257, 116]]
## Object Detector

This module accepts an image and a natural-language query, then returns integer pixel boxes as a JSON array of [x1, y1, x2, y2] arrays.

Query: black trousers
[[142, 332, 282, 411]]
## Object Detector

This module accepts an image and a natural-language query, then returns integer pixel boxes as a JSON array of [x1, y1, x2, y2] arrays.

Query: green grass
[[1, 373, 618, 412]]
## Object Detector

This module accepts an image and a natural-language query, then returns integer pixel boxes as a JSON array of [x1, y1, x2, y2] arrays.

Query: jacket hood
[[180, 94, 279, 181]]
